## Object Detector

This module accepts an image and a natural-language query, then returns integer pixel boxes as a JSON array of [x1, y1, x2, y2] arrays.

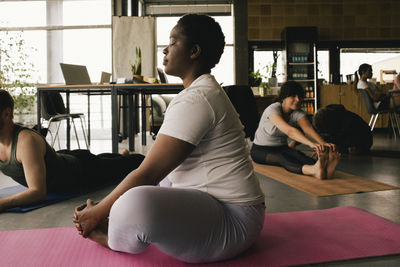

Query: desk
[[110, 84, 183, 153], [36, 83, 183, 153]]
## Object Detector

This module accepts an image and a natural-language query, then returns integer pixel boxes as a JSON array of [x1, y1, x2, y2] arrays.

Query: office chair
[[223, 85, 260, 141], [40, 91, 89, 149], [359, 89, 400, 137], [148, 68, 171, 140]]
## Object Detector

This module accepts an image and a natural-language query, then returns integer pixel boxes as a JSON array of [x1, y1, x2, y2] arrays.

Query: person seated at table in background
[[0, 89, 144, 212], [73, 14, 265, 264], [355, 63, 400, 109], [313, 104, 373, 155], [250, 81, 340, 180]]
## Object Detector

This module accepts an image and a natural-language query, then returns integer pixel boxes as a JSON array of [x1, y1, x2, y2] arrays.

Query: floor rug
[[0, 184, 113, 212], [253, 161, 399, 196], [1, 206, 400, 267]]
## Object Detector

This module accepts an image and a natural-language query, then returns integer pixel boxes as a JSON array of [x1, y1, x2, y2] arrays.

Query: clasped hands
[[73, 199, 100, 237], [310, 143, 337, 159]]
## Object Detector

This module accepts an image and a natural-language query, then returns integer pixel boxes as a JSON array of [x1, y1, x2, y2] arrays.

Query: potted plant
[[249, 68, 270, 96], [0, 31, 37, 126], [130, 46, 143, 81], [268, 50, 279, 87], [249, 69, 263, 88]]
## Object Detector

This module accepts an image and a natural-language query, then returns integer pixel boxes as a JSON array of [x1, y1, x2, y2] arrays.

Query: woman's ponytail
[[354, 70, 359, 85]]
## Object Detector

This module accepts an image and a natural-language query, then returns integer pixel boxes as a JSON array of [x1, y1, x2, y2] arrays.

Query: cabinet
[[282, 27, 318, 114]]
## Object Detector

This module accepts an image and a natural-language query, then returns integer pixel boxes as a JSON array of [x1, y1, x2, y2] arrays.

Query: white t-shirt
[[357, 80, 381, 109], [158, 74, 264, 205], [253, 102, 306, 146]]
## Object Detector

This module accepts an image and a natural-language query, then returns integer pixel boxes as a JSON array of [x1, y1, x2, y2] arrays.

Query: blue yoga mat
[[0, 184, 113, 212]]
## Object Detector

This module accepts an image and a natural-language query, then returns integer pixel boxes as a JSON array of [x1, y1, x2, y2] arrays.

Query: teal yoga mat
[[0, 184, 113, 212]]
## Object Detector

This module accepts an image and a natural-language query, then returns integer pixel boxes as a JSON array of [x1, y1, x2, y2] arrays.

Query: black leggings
[[51, 150, 145, 192], [250, 144, 316, 174]]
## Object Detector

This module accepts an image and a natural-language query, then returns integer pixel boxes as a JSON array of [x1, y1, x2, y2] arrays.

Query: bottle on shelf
[[305, 86, 309, 98], [283, 27, 318, 111], [306, 102, 314, 114]]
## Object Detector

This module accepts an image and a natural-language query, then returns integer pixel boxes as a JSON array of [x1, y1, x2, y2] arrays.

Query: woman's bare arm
[[0, 131, 47, 212], [269, 113, 317, 148], [74, 133, 195, 237]]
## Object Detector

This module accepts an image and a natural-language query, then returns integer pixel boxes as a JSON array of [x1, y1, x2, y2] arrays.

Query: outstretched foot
[[301, 150, 328, 179], [326, 149, 341, 179], [88, 218, 110, 248], [313, 150, 328, 179]]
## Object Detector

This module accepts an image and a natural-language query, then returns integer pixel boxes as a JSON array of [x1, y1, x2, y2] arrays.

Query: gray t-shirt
[[253, 102, 306, 146]]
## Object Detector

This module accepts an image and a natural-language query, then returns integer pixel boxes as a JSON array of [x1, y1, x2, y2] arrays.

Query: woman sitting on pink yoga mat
[[250, 81, 340, 179], [73, 14, 265, 264]]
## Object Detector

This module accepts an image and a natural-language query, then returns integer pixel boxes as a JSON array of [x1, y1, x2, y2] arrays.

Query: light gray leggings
[[107, 185, 265, 263]]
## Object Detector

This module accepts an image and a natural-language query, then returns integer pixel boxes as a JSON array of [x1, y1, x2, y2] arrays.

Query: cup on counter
[[346, 74, 354, 85], [259, 86, 265, 97]]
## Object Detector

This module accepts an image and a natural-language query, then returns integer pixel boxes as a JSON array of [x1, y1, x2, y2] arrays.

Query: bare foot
[[314, 149, 328, 179], [88, 218, 110, 248], [326, 149, 341, 179], [120, 148, 129, 156]]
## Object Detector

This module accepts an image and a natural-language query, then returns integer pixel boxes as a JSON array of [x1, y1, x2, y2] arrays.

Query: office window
[[0, 0, 112, 84], [63, 28, 111, 83], [1, 0, 112, 133], [63, 0, 111, 26], [0, 2, 46, 27], [253, 51, 284, 84], [317, 50, 329, 83], [156, 16, 234, 85], [340, 49, 400, 83]]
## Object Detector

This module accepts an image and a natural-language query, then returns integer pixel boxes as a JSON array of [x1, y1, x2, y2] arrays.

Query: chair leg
[[79, 116, 89, 149], [371, 113, 379, 131], [393, 112, 400, 136], [389, 112, 397, 139], [52, 121, 62, 148], [47, 129, 54, 146], [368, 114, 375, 127], [71, 118, 81, 149], [46, 121, 55, 146]]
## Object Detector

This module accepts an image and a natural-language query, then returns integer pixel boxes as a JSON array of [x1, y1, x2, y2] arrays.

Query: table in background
[[111, 84, 183, 153], [37, 83, 183, 153]]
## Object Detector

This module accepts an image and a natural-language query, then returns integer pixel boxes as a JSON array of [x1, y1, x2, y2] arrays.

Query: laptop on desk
[[60, 63, 92, 85], [100, 71, 112, 84]]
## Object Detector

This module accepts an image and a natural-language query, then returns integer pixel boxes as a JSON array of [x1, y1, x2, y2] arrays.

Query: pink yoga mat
[[1, 206, 400, 267]]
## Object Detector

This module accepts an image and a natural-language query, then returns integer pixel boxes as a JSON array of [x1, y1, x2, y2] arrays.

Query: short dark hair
[[277, 81, 304, 102], [177, 14, 225, 70], [0, 89, 14, 113]]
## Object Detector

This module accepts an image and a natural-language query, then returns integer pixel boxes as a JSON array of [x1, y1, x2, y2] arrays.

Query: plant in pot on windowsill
[[130, 46, 143, 83], [0, 31, 37, 126], [249, 68, 269, 97], [268, 50, 279, 88]]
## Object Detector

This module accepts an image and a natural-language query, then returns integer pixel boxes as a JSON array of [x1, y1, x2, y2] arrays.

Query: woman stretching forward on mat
[[250, 81, 340, 179], [0, 89, 144, 212], [73, 14, 265, 264]]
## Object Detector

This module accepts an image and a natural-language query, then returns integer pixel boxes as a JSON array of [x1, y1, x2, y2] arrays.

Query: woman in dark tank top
[[0, 124, 144, 193]]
